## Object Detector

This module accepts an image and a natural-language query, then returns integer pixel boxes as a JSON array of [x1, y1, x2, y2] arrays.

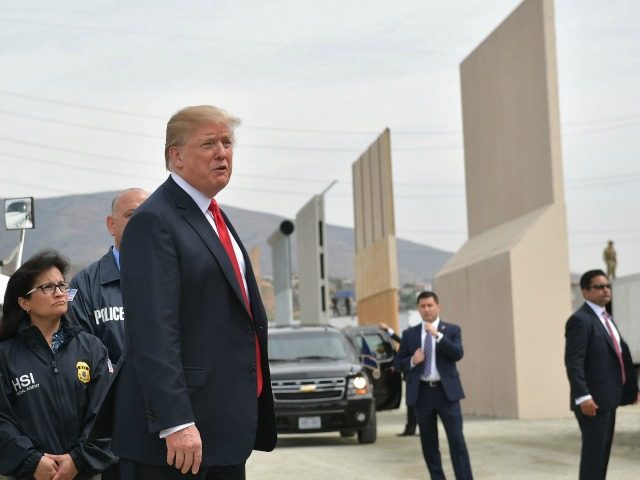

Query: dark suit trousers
[[119, 460, 245, 480], [406, 404, 417, 432], [574, 408, 616, 480], [415, 383, 473, 480]]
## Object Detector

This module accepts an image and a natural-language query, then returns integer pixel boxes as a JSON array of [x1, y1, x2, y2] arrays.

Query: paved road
[[247, 404, 640, 479]]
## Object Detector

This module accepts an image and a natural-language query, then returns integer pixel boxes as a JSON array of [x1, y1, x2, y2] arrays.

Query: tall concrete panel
[[296, 196, 330, 325], [435, 0, 571, 418], [352, 129, 399, 330], [248, 247, 261, 281], [268, 221, 295, 326]]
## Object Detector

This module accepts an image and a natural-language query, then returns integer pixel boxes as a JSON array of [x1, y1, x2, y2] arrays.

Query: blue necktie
[[423, 328, 433, 377]]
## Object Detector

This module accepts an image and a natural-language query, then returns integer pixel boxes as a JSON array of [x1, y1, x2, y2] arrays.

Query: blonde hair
[[164, 105, 241, 170]]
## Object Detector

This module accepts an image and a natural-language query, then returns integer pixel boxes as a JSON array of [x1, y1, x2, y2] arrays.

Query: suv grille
[[271, 377, 346, 402]]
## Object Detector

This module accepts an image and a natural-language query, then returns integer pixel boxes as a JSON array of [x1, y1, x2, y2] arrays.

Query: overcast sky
[[1, 0, 639, 277]]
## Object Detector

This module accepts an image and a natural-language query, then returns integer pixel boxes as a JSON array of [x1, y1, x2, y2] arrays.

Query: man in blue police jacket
[[69, 188, 148, 365]]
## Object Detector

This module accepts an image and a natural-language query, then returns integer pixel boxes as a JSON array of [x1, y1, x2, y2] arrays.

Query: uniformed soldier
[[602, 240, 617, 279], [69, 188, 148, 365]]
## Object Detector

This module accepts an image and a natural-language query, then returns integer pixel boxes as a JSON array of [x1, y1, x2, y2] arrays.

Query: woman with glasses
[[0, 250, 115, 480]]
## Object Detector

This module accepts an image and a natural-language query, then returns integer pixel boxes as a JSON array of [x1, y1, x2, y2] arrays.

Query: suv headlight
[[347, 374, 369, 397]]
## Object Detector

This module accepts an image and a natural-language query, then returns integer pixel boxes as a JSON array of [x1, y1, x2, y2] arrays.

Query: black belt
[[421, 380, 441, 388]]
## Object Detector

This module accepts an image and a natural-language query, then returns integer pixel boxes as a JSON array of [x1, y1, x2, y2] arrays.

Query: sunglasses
[[589, 284, 611, 291]]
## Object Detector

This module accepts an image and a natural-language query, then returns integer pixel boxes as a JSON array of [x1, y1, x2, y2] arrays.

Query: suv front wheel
[[357, 404, 377, 444]]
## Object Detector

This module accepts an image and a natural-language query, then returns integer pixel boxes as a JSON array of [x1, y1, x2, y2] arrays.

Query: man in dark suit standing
[[565, 269, 638, 480], [395, 291, 473, 480], [111, 105, 276, 479]]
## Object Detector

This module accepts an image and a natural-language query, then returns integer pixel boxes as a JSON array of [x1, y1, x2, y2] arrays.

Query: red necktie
[[602, 310, 626, 385], [209, 199, 263, 396]]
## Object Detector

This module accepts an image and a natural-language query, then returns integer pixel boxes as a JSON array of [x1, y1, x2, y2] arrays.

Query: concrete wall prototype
[[268, 221, 295, 326], [296, 196, 330, 325], [249, 247, 261, 280], [435, 0, 571, 418], [352, 128, 399, 330]]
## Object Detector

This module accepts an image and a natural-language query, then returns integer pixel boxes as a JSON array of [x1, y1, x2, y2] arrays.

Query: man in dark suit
[[111, 105, 277, 479], [565, 269, 638, 480], [395, 291, 473, 480]]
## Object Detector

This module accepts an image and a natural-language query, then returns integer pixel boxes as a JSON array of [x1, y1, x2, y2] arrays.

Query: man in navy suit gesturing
[[395, 291, 473, 480]]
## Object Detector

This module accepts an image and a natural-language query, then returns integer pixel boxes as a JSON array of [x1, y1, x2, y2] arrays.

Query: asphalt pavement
[[247, 403, 640, 479]]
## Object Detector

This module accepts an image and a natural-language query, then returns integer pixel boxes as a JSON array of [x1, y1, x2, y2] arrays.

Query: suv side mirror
[[5, 197, 35, 230]]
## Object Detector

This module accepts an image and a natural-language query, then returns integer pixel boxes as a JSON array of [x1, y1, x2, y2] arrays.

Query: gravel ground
[[247, 404, 640, 479], [3, 404, 635, 479]]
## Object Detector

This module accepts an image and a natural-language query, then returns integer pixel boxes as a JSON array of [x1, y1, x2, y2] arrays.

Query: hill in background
[[1, 191, 452, 284]]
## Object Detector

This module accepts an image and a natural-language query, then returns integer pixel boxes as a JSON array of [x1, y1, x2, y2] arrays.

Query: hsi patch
[[11, 372, 39, 396], [76, 361, 91, 384]]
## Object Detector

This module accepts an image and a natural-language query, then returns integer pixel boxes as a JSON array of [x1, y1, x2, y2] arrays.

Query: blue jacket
[[69, 248, 125, 365]]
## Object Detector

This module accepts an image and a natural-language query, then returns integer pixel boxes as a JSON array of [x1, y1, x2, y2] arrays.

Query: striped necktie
[[423, 327, 433, 377], [602, 310, 626, 385]]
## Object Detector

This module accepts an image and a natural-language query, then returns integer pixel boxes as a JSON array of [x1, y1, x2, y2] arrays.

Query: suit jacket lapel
[[164, 177, 249, 313], [438, 321, 446, 335], [411, 324, 422, 350]]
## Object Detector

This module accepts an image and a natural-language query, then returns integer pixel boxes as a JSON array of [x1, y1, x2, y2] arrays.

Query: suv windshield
[[269, 330, 354, 362]]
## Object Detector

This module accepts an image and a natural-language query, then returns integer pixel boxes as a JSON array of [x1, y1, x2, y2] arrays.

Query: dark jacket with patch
[[0, 315, 115, 479], [69, 248, 125, 365]]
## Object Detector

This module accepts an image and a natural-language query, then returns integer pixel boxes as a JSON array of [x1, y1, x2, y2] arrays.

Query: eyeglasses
[[25, 281, 71, 296], [589, 284, 611, 291]]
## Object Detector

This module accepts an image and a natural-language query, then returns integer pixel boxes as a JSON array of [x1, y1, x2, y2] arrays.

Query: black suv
[[268, 325, 401, 444]]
